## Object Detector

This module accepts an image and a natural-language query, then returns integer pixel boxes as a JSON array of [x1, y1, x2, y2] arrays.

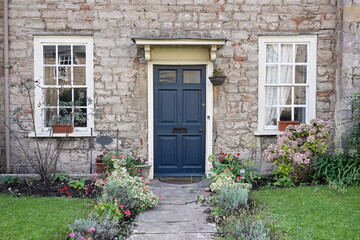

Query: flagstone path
[[127, 179, 216, 240]]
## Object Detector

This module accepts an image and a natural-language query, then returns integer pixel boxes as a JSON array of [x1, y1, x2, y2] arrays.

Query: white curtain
[[265, 44, 293, 125]]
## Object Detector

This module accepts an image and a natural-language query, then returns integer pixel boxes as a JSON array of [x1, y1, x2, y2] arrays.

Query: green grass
[[0, 195, 92, 240], [251, 185, 360, 240]]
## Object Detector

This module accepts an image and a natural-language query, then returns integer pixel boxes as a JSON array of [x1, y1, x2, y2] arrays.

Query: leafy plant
[[93, 199, 126, 220], [212, 67, 224, 76], [212, 184, 249, 217], [209, 153, 260, 184], [53, 173, 70, 182], [100, 151, 147, 175], [311, 151, 360, 186], [346, 92, 360, 150], [69, 213, 123, 240], [68, 178, 88, 190], [0, 176, 25, 185], [264, 118, 331, 186], [218, 212, 271, 240]]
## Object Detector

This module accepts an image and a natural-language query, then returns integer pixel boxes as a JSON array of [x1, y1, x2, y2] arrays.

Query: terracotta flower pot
[[52, 124, 74, 133], [278, 121, 300, 131], [95, 162, 106, 173]]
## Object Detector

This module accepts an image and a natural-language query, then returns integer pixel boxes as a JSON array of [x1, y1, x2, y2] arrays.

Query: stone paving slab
[[132, 221, 216, 234], [128, 233, 215, 240], [127, 179, 216, 240]]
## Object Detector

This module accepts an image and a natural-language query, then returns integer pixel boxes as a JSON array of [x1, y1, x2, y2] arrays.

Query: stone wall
[[2, 0, 340, 173], [0, 1, 4, 171], [335, 0, 360, 149]]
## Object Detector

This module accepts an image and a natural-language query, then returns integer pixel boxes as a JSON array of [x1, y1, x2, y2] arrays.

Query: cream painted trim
[[33, 36, 94, 136], [133, 38, 226, 46], [257, 35, 317, 134], [147, 60, 214, 179]]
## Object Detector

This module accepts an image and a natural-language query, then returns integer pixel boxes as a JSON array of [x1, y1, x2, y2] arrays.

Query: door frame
[[147, 60, 214, 179]]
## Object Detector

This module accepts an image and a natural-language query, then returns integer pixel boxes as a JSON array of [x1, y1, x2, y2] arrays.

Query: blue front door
[[154, 65, 206, 177]]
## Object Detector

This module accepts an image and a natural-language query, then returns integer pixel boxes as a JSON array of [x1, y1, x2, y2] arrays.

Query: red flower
[[236, 153, 241, 156], [119, 205, 124, 209], [219, 158, 223, 161], [124, 210, 131, 216]]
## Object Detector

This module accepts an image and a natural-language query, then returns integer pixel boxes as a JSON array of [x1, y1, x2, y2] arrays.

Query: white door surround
[[132, 38, 227, 179]]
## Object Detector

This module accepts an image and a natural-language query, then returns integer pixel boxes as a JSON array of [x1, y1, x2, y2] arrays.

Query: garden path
[[127, 179, 216, 240]]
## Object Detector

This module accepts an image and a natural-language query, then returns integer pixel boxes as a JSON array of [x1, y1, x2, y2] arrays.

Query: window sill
[[28, 130, 96, 138], [254, 130, 283, 136]]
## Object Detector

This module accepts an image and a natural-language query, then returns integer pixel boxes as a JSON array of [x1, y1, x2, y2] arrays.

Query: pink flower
[[111, 156, 116, 159], [144, 180, 151, 184], [87, 227, 96, 232], [68, 233, 75, 237], [119, 155, 125, 158], [124, 210, 131, 215], [119, 205, 124, 209]]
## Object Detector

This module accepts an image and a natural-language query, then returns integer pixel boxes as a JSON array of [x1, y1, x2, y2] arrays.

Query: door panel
[[154, 65, 206, 176]]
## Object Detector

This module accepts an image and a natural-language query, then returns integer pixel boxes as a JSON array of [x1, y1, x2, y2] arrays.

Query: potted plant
[[134, 158, 152, 180], [95, 151, 108, 173], [209, 67, 227, 86], [278, 121, 300, 131]]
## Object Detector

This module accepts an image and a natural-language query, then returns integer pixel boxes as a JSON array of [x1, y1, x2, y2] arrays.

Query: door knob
[[199, 128, 204, 132]]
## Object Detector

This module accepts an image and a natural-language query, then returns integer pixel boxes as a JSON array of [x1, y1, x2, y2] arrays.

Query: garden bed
[[0, 178, 100, 198]]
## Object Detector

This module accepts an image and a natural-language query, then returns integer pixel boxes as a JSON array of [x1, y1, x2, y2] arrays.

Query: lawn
[[251, 185, 360, 240], [0, 194, 92, 240]]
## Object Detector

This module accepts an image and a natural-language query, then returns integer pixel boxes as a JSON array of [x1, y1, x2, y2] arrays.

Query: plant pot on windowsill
[[209, 75, 227, 86], [135, 164, 152, 180], [51, 123, 74, 134], [278, 121, 300, 131]]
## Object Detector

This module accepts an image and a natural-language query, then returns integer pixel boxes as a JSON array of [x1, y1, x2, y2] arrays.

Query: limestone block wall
[[335, 1, 360, 148], [0, 1, 4, 170], [2, 0, 339, 174]]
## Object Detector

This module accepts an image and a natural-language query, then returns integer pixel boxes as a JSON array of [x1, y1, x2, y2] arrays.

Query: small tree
[[4, 78, 98, 184]]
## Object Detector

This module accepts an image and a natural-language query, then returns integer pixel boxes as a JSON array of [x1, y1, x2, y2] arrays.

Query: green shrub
[[213, 184, 249, 217], [311, 151, 360, 186], [53, 173, 70, 182], [219, 213, 270, 240], [99, 179, 141, 213], [0, 176, 25, 184], [69, 213, 123, 240], [210, 169, 252, 193], [68, 178, 88, 190]]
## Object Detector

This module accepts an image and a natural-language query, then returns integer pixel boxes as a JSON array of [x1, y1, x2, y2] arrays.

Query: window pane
[[281, 44, 293, 63], [44, 66, 56, 85], [74, 66, 86, 85], [294, 86, 306, 104], [74, 88, 87, 106], [58, 45, 72, 65], [294, 107, 306, 123], [266, 65, 278, 84], [73, 45, 86, 64], [295, 44, 307, 63], [279, 107, 292, 121], [159, 70, 176, 83], [59, 108, 73, 123], [280, 65, 293, 83], [266, 44, 278, 63], [43, 46, 56, 64], [44, 108, 57, 127], [58, 66, 71, 85], [44, 89, 57, 106], [183, 70, 200, 83], [59, 89, 72, 106], [265, 87, 278, 106], [280, 87, 292, 105], [265, 107, 277, 126], [295, 65, 307, 83], [74, 108, 87, 127]]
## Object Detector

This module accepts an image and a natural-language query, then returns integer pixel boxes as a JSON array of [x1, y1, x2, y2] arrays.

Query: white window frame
[[32, 36, 94, 137], [256, 35, 317, 135]]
